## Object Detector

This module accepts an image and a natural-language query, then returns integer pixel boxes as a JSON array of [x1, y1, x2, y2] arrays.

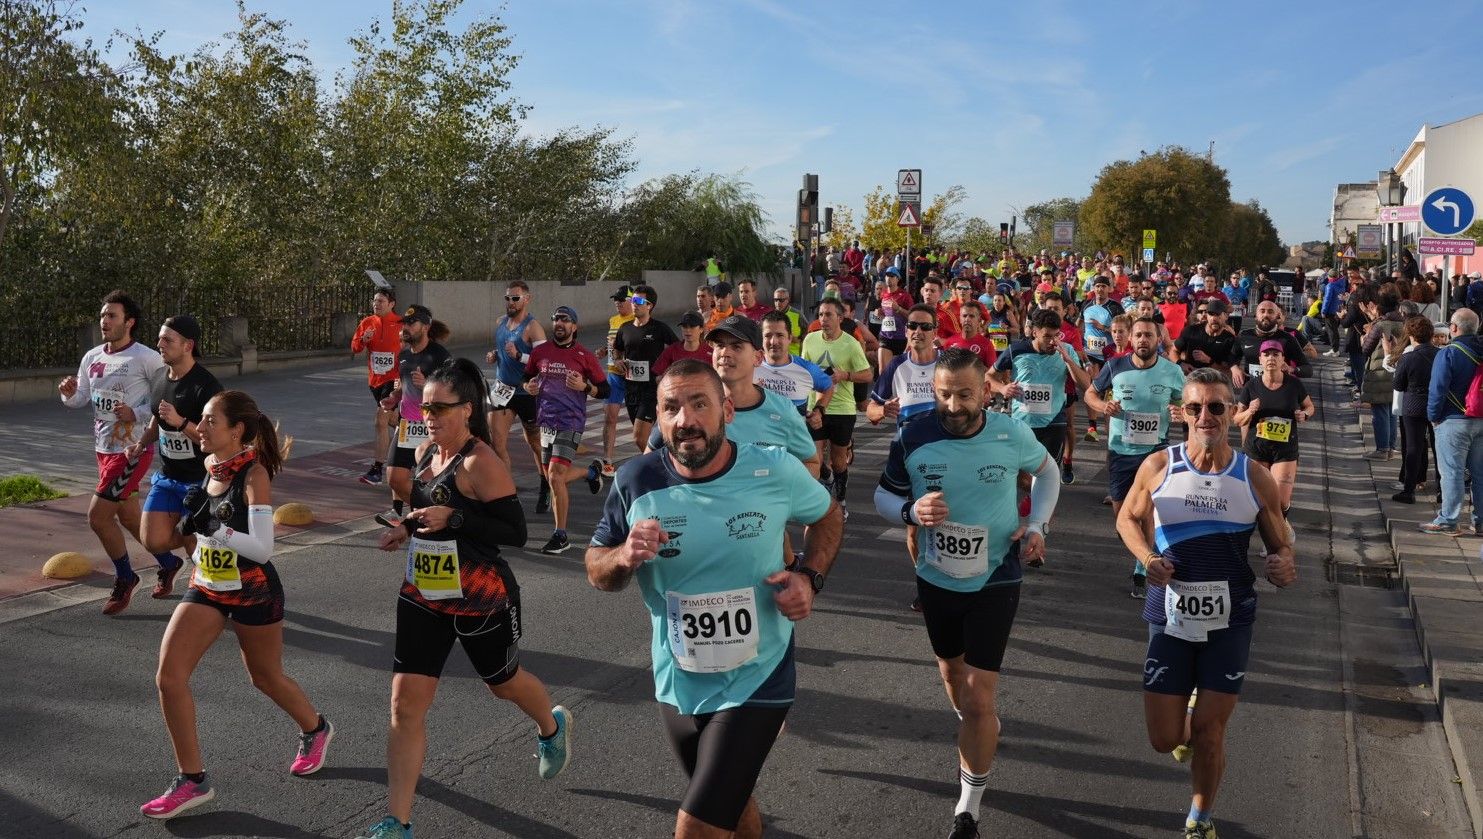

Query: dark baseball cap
[[705, 314, 762, 349], [610, 285, 632, 301], [162, 315, 202, 357], [1204, 299, 1229, 316], [1092, 275, 1111, 286], [402, 304, 433, 324], [678, 310, 705, 328], [713, 281, 733, 298]]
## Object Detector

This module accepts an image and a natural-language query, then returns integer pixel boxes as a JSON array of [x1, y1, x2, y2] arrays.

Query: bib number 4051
[[1173, 592, 1225, 618]]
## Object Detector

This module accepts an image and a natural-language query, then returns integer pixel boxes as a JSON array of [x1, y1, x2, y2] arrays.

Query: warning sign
[[897, 202, 921, 227], [897, 169, 921, 198]]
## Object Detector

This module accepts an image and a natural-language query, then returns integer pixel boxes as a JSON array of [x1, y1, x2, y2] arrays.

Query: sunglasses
[[631, 296, 650, 306], [955, 286, 973, 292], [551, 314, 573, 323], [773, 298, 788, 302], [420, 400, 468, 418], [904, 321, 935, 331], [1181, 401, 1229, 417], [504, 295, 524, 302]]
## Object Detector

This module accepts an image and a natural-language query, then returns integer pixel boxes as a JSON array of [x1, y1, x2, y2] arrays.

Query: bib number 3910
[[666, 587, 758, 673], [926, 521, 989, 578], [1163, 579, 1230, 642]]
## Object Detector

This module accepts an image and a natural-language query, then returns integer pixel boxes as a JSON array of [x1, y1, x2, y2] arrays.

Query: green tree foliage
[[858, 184, 966, 252], [611, 172, 777, 278], [1018, 197, 1090, 255], [1079, 146, 1232, 261], [957, 217, 1001, 255], [1218, 200, 1285, 270]]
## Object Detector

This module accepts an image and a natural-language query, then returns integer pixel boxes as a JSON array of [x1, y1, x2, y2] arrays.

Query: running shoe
[[948, 812, 980, 838], [1183, 819, 1217, 838], [839, 500, 849, 522], [1061, 463, 1075, 485], [538, 705, 573, 779], [152, 562, 180, 599], [375, 509, 404, 528], [359, 464, 385, 486], [356, 816, 412, 838], [586, 460, 604, 495], [535, 485, 551, 515], [1084, 427, 1099, 443], [910, 596, 923, 613], [540, 533, 570, 555], [1131, 575, 1146, 599], [140, 775, 215, 820], [290, 717, 333, 776], [600, 459, 616, 478], [102, 576, 140, 616], [1420, 520, 1462, 536]]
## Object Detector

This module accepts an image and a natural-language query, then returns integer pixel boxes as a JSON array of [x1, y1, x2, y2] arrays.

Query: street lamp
[[1377, 169, 1406, 271]]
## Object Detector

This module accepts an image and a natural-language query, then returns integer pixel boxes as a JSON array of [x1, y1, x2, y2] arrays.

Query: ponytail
[[210, 390, 286, 478], [429, 319, 451, 344]]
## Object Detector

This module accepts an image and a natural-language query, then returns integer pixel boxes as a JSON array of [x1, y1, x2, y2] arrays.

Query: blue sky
[[84, 0, 1483, 246]]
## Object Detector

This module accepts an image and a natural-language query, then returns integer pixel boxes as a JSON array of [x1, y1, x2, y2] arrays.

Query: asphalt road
[[0, 350, 1466, 838]]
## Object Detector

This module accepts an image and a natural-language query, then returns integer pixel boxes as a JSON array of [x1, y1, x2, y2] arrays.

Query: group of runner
[[59, 251, 1309, 837]]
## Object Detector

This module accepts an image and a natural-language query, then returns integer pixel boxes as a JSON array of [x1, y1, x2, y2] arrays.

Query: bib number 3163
[[666, 587, 758, 673]]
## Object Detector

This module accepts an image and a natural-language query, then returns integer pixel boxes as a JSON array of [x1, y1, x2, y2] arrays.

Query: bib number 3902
[[1123, 411, 1161, 447], [1163, 579, 1230, 642], [926, 521, 989, 578], [666, 587, 758, 673]]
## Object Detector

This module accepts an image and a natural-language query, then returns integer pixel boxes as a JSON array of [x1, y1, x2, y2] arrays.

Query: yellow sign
[[1142, 229, 1157, 249]]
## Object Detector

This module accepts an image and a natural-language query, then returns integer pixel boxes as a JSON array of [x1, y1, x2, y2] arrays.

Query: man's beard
[[668, 425, 725, 469]]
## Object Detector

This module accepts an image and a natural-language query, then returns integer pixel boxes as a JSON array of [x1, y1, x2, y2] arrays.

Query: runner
[[654, 311, 714, 377], [600, 287, 637, 478], [378, 305, 451, 528], [801, 298, 874, 520], [357, 359, 571, 839], [944, 302, 998, 368], [1084, 317, 1186, 598], [705, 282, 736, 331], [127, 315, 224, 599], [866, 305, 940, 428], [984, 292, 1018, 356], [1234, 340, 1313, 539], [58, 290, 169, 615], [1116, 367, 1297, 839], [874, 347, 1062, 839], [614, 285, 679, 455], [484, 280, 547, 481], [1176, 300, 1246, 387], [1037, 293, 1088, 484], [873, 269, 912, 374], [735, 279, 771, 322], [1080, 277, 1122, 443], [771, 288, 805, 355], [755, 311, 834, 456], [140, 390, 331, 820], [991, 309, 1090, 482], [352, 288, 403, 486], [1235, 300, 1309, 380], [585, 360, 843, 839], [524, 305, 608, 554]]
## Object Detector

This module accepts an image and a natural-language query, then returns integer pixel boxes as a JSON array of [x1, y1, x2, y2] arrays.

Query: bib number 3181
[[666, 587, 759, 673]]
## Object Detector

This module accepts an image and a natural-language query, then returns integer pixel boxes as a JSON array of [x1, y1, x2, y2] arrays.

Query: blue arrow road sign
[[1421, 187, 1475, 236]]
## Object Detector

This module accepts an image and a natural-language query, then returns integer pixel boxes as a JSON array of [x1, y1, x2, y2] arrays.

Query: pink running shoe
[[140, 775, 215, 819], [290, 717, 334, 776]]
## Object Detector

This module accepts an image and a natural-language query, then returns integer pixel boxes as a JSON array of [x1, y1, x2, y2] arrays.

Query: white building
[[1392, 112, 1483, 275], [1331, 182, 1379, 246]]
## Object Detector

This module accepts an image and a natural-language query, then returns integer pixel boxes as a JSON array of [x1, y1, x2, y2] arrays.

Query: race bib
[[1163, 579, 1231, 642], [925, 521, 989, 579], [540, 427, 557, 449], [92, 388, 125, 420], [1086, 335, 1108, 356], [626, 360, 651, 382], [407, 537, 463, 600], [666, 587, 759, 673], [398, 419, 430, 449], [1124, 411, 1161, 447], [370, 351, 395, 375], [1256, 416, 1292, 443], [1020, 383, 1054, 415], [881, 315, 897, 333], [192, 540, 242, 592], [489, 381, 516, 407], [159, 428, 196, 460], [989, 330, 1009, 352], [1247, 363, 1262, 378]]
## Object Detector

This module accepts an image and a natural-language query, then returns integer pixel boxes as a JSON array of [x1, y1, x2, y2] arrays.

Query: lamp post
[[1377, 168, 1406, 273]]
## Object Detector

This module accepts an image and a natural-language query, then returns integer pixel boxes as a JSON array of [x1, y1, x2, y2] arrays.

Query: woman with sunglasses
[[359, 358, 571, 839], [142, 390, 332, 820], [1233, 340, 1313, 528]]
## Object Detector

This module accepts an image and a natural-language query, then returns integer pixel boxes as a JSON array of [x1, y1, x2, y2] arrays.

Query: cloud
[[1265, 135, 1346, 171]]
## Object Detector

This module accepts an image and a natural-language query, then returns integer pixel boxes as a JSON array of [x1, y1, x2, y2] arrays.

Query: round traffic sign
[[1422, 187, 1475, 236]]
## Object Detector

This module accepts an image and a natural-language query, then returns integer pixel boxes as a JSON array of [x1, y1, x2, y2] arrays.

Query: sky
[[81, 0, 1483, 247]]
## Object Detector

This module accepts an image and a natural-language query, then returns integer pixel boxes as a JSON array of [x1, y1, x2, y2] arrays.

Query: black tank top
[[207, 467, 262, 571]]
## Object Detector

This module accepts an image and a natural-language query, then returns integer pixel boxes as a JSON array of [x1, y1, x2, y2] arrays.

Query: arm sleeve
[[215, 505, 275, 562], [1024, 450, 1061, 533], [454, 495, 526, 547], [874, 482, 915, 525]]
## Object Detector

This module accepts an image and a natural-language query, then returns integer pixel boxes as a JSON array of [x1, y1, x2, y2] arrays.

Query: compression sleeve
[[214, 505, 275, 562], [1025, 455, 1061, 535], [455, 495, 527, 547], [874, 483, 917, 526]]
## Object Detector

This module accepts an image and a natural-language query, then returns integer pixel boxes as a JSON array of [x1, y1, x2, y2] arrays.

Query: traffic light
[[797, 173, 819, 241], [823, 207, 833, 234], [999, 222, 1009, 241]]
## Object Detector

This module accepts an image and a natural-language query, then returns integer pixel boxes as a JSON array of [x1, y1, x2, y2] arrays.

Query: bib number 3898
[[666, 587, 758, 673]]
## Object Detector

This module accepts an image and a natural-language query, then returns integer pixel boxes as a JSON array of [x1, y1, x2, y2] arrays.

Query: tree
[[1017, 197, 1090, 255], [612, 172, 777, 279], [957, 217, 1001, 255], [1215, 200, 1285, 271], [1079, 146, 1232, 261], [823, 205, 857, 251], [858, 184, 967, 253]]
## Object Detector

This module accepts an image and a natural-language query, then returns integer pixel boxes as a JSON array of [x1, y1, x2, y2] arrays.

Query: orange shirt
[[353, 312, 403, 387]]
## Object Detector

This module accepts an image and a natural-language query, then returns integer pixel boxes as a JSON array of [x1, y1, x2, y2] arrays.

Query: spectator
[[1409, 277, 1442, 323], [1342, 284, 1376, 393], [1321, 270, 1347, 353], [1360, 290, 1405, 459], [1422, 309, 1483, 534], [1390, 316, 1439, 504]]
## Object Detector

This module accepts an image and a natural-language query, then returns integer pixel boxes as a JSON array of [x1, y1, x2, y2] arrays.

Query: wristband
[[901, 500, 919, 526], [520, 353, 530, 365], [1144, 551, 1162, 567]]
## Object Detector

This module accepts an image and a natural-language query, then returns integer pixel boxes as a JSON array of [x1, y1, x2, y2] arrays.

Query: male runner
[[485, 280, 547, 482], [378, 305, 450, 527], [1176, 299, 1246, 387], [1080, 276, 1122, 443], [705, 282, 736, 331], [126, 315, 223, 599], [1038, 292, 1088, 483], [586, 360, 843, 839], [600, 287, 636, 477], [1234, 300, 1309, 380], [865, 305, 940, 428], [1116, 367, 1296, 839], [755, 311, 834, 437], [735, 279, 771, 321], [1084, 317, 1186, 598], [990, 309, 1090, 477], [352, 288, 403, 485], [874, 348, 1062, 839], [524, 305, 608, 554], [801, 298, 873, 519], [614, 285, 678, 455], [58, 290, 168, 614]]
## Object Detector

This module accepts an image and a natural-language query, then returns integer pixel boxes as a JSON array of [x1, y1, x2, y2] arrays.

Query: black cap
[[1092, 275, 1111, 286], [610, 285, 632, 301], [162, 315, 202, 357], [1204, 298, 1229, 316], [678, 310, 705, 328], [705, 314, 762, 349], [713, 281, 733, 298], [402, 304, 433, 324]]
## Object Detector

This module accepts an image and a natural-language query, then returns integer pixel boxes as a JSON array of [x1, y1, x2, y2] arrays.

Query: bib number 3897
[[1163, 579, 1230, 642], [926, 521, 989, 578], [666, 587, 758, 673]]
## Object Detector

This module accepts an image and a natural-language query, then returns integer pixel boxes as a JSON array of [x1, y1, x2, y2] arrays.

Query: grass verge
[[0, 475, 67, 509]]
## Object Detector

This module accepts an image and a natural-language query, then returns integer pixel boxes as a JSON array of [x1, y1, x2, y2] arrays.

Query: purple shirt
[[525, 340, 606, 431]]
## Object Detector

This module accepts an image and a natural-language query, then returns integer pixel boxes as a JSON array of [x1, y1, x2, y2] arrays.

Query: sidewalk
[[1335, 357, 1483, 838]]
